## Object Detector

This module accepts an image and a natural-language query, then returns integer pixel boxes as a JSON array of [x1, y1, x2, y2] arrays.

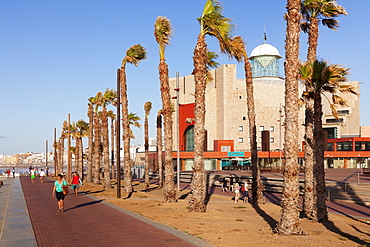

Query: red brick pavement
[[20, 176, 201, 247]]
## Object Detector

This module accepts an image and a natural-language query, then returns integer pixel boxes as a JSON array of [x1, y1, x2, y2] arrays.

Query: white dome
[[250, 43, 281, 58]]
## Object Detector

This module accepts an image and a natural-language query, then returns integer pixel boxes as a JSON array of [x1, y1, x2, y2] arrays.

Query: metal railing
[[327, 171, 361, 202]]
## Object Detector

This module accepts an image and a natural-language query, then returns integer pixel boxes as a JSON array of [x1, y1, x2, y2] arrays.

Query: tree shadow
[[251, 201, 278, 233], [66, 200, 103, 211], [178, 191, 191, 200], [321, 219, 370, 246], [351, 225, 370, 238], [123, 192, 133, 199]]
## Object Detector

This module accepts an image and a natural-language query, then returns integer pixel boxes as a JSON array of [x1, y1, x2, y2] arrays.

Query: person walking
[[30, 168, 36, 183], [52, 174, 68, 212], [241, 181, 249, 203], [71, 172, 80, 196], [12, 167, 15, 178], [234, 182, 241, 203], [39, 169, 45, 183]]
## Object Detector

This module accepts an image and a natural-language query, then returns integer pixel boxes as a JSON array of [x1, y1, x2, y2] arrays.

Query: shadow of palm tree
[[179, 192, 191, 200], [321, 219, 370, 246], [251, 201, 278, 232], [66, 200, 103, 211]]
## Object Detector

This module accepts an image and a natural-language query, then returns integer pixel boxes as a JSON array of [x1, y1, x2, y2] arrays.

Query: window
[[259, 126, 264, 131], [238, 137, 243, 143], [270, 126, 274, 132], [185, 126, 194, 151], [270, 138, 274, 143], [239, 126, 243, 132], [355, 141, 370, 151], [336, 141, 352, 151], [221, 146, 231, 152], [239, 96, 242, 99], [326, 118, 344, 123], [243, 117, 246, 120]]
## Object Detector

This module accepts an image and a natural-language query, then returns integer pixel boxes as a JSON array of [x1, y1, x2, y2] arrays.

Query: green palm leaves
[[301, 0, 347, 32], [199, 0, 233, 55], [154, 17, 172, 60], [122, 44, 147, 67]]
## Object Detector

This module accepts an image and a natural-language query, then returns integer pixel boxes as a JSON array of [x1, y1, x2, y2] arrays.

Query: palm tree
[[90, 92, 103, 185], [86, 98, 94, 183], [144, 101, 152, 189], [119, 44, 147, 193], [107, 110, 116, 179], [58, 121, 68, 174], [74, 120, 89, 179], [277, 0, 303, 235], [156, 110, 164, 188], [300, 59, 356, 221], [300, 0, 347, 221], [228, 36, 265, 204], [154, 16, 177, 202], [100, 89, 117, 189], [188, 0, 234, 212], [128, 112, 141, 138]]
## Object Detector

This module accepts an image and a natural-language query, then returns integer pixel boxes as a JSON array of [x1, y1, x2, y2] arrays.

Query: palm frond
[[154, 16, 173, 59], [122, 44, 147, 67]]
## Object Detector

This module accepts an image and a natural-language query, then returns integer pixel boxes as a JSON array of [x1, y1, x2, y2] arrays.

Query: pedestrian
[[45, 167, 49, 177], [12, 167, 15, 178], [222, 177, 229, 192], [39, 169, 45, 183], [71, 172, 81, 196], [241, 181, 249, 203], [30, 168, 36, 183], [234, 182, 241, 203], [52, 174, 68, 212]]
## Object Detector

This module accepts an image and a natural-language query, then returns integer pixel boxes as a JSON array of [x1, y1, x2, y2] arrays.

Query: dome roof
[[250, 43, 282, 58]]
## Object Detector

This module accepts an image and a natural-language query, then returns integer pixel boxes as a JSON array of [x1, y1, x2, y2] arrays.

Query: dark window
[[184, 126, 194, 151], [355, 141, 370, 151], [326, 118, 344, 123], [336, 141, 352, 151], [327, 142, 334, 151], [337, 110, 349, 115]]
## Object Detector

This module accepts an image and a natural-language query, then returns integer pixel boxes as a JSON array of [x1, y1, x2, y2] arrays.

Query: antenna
[[264, 25, 267, 43]]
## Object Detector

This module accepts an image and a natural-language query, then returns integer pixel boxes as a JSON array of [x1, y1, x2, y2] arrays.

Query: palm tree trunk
[[120, 67, 133, 193], [110, 118, 115, 179], [244, 58, 265, 205], [188, 34, 207, 212], [59, 138, 64, 174], [159, 59, 176, 202], [277, 0, 303, 235], [93, 112, 101, 184], [87, 104, 94, 183], [102, 106, 111, 189], [78, 138, 83, 179], [303, 16, 319, 221], [144, 116, 150, 189], [156, 113, 163, 188], [314, 91, 328, 221]]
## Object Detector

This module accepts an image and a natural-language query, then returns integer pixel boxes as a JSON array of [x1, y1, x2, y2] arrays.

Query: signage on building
[[228, 151, 244, 157]]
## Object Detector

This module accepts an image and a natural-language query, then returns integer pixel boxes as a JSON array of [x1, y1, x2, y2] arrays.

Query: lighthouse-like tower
[[249, 40, 282, 78]]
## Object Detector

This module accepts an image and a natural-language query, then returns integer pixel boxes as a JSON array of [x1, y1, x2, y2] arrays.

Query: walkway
[[1, 176, 210, 247], [0, 176, 36, 247]]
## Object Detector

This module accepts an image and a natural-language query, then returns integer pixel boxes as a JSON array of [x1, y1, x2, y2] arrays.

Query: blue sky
[[0, 0, 369, 155]]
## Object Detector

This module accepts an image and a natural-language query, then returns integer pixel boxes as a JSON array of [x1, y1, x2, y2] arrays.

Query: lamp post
[[175, 72, 180, 190]]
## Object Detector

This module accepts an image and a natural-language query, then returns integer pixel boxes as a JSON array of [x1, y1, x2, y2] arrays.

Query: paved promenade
[[0, 176, 209, 247], [0, 169, 369, 246]]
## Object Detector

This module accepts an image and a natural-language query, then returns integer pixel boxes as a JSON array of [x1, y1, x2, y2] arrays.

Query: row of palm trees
[[53, 0, 356, 235]]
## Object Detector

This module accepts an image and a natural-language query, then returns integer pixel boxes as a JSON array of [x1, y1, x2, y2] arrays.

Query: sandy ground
[[79, 181, 370, 247]]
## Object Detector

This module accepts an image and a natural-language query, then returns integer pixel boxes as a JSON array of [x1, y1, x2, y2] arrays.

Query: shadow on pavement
[[251, 202, 278, 233]]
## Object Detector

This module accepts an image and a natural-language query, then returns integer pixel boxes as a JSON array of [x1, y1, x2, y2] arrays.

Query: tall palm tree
[[144, 101, 152, 189], [74, 120, 89, 179], [107, 110, 116, 179], [228, 36, 265, 204], [90, 92, 103, 185], [156, 110, 164, 188], [188, 0, 234, 212], [300, 59, 356, 221], [301, 0, 347, 221], [86, 98, 95, 183], [277, 0, 303, 235], [128, 112, 141, 138], [119, 44, 147, 193], [58, 121, 68, 174], [154, 16, 177, 202], [100, 89, 117, 189]]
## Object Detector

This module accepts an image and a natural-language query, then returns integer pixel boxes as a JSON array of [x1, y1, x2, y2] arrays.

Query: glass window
[[243, 117, 246, 120], [185, 126, 194, 151], [238, 137, 243, 143], [259, 126, 264, 131], [270, 126, 274, 132], [327, 142, 334, 151], [221, 146, 231, 152], [270, 138, 274, 143], [336, 141, 352, 151], [239, 126, 243, 132], [355, 141, 370, 151]]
